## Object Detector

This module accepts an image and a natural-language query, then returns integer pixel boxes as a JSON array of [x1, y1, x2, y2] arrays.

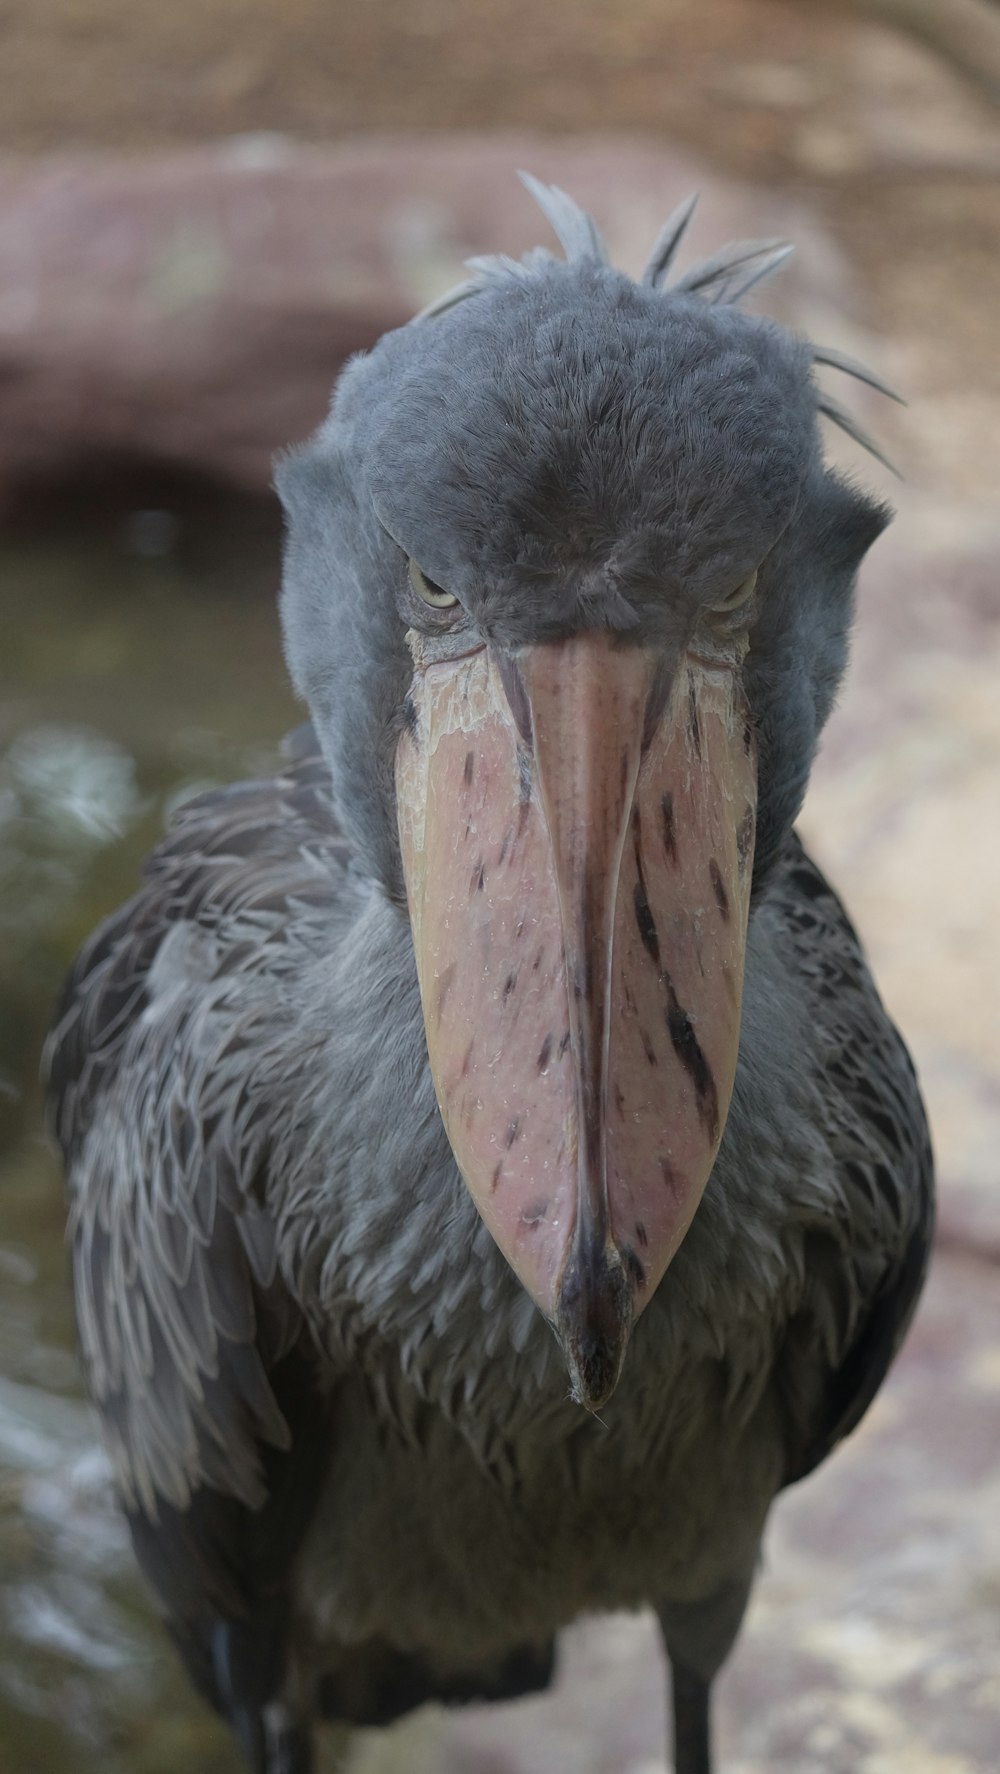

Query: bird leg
[[658, 1572, 754, 1774], [670, 1659, 712, 1774]]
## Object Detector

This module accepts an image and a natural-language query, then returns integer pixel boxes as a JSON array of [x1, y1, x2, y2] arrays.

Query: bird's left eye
[[408, 558, 460, 610], [712, 568, 758, 615]]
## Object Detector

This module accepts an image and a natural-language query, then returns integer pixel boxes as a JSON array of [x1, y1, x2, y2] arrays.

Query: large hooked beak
[[396, 630, 756, 1409]]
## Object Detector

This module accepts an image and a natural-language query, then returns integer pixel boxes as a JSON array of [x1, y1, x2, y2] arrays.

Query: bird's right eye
[[408, 558, 460, 610]]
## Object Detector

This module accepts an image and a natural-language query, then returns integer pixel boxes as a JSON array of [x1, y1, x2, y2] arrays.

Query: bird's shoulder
[[43, 725, 347, 1514], [762, 833, 935, 1484], [46, 722, 348, 1166]]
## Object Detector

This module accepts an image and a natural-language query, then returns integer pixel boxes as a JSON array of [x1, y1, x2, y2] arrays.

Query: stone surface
[[803, 506, 1000, 1264], [0, 135, 855, 501]]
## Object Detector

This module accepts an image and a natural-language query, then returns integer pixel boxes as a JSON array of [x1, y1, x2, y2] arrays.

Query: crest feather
[[671, 238, 793, 303], [410, 174, 900, 471], [640, 192, 700, 289], [412, 278, 483, 323], [816, 392, 900, 475], [812, 345, 905, 406], [517, 172, 611, 266]]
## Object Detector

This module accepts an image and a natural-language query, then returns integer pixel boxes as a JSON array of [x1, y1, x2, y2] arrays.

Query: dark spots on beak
[[461, 1039, 475, 1078], [663, 973, 720, 1141], [402, 695, 418, 738], [639, 1026, 658, 1067], [660, 792, 677, 863], [470, 860, 485, 895], [634, 1220, 648, 1249], [436, 962, 456, 1024], [633, 883, 660, 966], [502, 971, 517, 1003], [736, 806, 755, 874], [498, 827, 513, 865], [632, 806, 661, 965], [709, 859, 730, 921], [490, 1162, 503, 1192], [613, 1082, 625, 1114], [558, 1030, 571, 1059], [498, 652, 533, 746], [505, 1117, 521, 1149], [621, 1246, 646, 1290], [521, 1199, 549, 1227], [463, 750, 474, 788], [721, 959, 737, 1005], [532, 948, 544, 973], [514, 915, 526, 941], [660, 1157, 682, 1196], [537, 1034, 553, 1073], [687, 678, 702, 760]]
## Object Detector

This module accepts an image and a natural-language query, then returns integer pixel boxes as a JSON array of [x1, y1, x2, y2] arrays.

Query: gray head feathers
[[413, 172, 900, 472]]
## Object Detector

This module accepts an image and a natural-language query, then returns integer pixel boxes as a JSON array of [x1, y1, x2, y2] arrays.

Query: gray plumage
[[45, 180, 932, 1773]]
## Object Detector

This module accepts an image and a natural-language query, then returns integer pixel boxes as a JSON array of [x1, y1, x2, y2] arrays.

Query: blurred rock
[[0, 135, 850, 501], [802, 504, 1000, 1261]]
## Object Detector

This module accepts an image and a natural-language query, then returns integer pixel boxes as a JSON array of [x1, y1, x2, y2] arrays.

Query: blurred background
[[1, 2, 999, 1769]]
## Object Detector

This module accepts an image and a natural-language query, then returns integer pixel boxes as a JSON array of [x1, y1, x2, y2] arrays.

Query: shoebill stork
[[46, 178, 934, 1774]]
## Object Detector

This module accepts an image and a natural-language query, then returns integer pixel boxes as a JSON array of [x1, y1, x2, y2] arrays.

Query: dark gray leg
[[658, 1570, 756, 1774], [670, 1659, 711, 1774]]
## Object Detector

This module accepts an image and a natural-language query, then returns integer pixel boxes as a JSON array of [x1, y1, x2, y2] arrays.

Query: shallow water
[[0, 507, 303, 1772]]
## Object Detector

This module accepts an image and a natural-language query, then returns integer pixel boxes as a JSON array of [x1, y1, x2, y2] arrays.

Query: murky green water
[[0, 504, 305, 1773]]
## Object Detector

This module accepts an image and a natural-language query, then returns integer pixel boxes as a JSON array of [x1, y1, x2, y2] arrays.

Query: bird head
[[276, 177, 892, 1410]]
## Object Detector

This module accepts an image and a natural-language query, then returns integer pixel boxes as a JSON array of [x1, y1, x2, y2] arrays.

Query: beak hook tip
[[556, 1238, 635, 1411]]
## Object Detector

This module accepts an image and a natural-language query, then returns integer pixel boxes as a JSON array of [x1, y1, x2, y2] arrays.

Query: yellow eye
[[713, 568, 758, 614], [408, 558, 459, 610]]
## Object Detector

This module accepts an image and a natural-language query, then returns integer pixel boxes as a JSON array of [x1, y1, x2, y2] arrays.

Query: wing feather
[[767, 836, 934, 1485], [44, 726, 343, 1719]]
